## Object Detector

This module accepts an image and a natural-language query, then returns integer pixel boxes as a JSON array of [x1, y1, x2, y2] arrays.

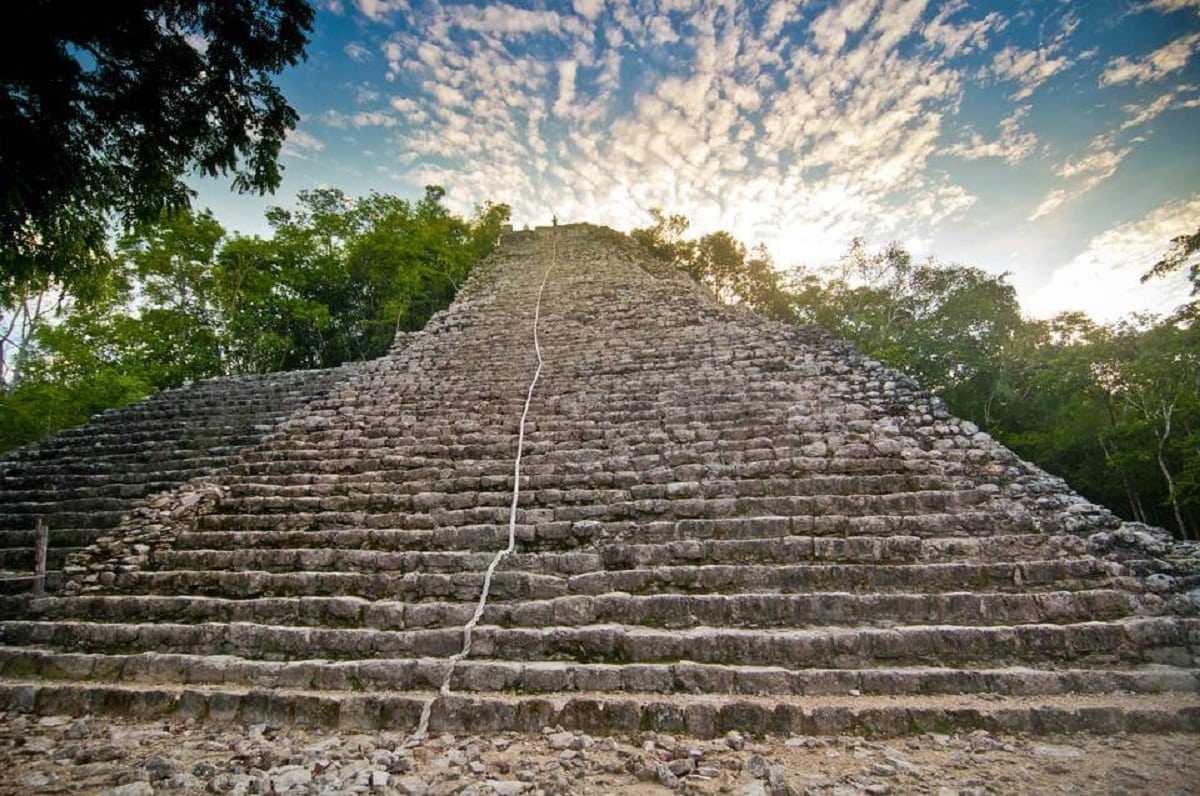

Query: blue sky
[[192, 0, 1200, 322]]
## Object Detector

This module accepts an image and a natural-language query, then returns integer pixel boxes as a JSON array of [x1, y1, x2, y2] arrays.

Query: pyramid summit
[[0, 223, 1197, 737]]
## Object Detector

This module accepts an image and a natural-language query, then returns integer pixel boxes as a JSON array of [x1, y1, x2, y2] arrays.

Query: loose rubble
[[0, 715, 1196, 796]]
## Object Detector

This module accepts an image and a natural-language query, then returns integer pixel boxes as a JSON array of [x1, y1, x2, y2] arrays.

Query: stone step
[[0, 474, 190, 492], [565, 559, 1122, 595], [151, 537, 1105, 575], [19, 428, 264, 450], [600, 534, 1090, 567], [0, 573, 63, 596], [225, 454, 938, 480], [0, 680, 1196, 737], [3, 450, 243, 471], [0, 547, 74, 571], [167, 526, 1086, 564], [0, 480, 189, 501], [173, 523, 595, 553], [3, 497, 134, 514], [151, 548, 605, 576], [1, 616, 1191, 667], [216, 473, 957, 502], [189, 509, 1036, 539], [0, 511, 128, 531], [11, 425, 253, 449], [200, 489, 1000, 531], [0, 528, 104, 549], [89, 568, 569, 602], [0, 462, 229, 486], [99, 558, 1128, 601], [1, 647, 1195, 698], [1, 588, 1146, 630]]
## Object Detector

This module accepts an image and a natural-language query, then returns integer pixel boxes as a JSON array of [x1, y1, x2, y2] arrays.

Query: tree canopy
[[0, 0, 314, 298]]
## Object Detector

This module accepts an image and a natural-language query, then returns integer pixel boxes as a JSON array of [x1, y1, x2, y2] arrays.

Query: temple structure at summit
[[0, 224, 1196, 736]]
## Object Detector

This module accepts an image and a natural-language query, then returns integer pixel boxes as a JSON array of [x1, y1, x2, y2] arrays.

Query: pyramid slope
[[0, 224, 1196, 736]]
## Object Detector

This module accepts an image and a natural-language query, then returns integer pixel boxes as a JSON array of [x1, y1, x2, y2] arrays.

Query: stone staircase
[[0, 367, 355, 593], [0, 224, 1196, 738]]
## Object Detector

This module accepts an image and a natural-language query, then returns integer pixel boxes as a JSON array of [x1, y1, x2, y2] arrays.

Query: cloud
[[922, 2, 1005, 57], [991, 45, 1072, 100], [281, 128, 325, 160], [183, 33, 210, 54], [1101, 33, 1200, 85], [1029, 79, 1193, 221], [573, 0, 604, 21], [1029, 143, 1131, 220], [353, 83, 381, 104], [344, 42, 373, 62], [390, 96, 420, 113], [554, 60, 578, 118], [322, 110, 398, 129], [809, 0, 879, 53], [1121, 92, 1177, 129], [1147, 0, 1200, 11], [450, 4, 564, 35], [762, 0, 799, 41], [355, 0, 406, 20], [424, 82, 467, 108], [989, 10, 1079, 100], [944, 105, 1037, 164], [1028, 195, 1200, 320], [1056, 147, 1130, 181]]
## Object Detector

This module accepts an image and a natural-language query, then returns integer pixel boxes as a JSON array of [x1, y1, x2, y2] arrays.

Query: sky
[[192, 0, 1200, 322]]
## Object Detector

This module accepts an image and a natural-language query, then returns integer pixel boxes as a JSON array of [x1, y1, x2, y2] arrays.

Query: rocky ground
[[0, 713, 1195, 795]]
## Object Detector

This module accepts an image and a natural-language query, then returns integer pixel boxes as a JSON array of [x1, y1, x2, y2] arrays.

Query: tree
[[631, 209, 791, 320], [116, 207, 228, 388], [0, 266, 150, 451], [1091, 318, 1200, 539], [787, 240, 1025, 414], [631, 208, 695, 267], [1142, 225, 1200, 296], [0, 0, 314, 296]]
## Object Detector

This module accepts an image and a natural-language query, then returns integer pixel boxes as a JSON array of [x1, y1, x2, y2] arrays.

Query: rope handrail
[[409, 231, 558, 743]]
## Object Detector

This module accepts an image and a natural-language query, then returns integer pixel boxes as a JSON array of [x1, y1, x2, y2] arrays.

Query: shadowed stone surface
[[0, 224, 1196, 737]]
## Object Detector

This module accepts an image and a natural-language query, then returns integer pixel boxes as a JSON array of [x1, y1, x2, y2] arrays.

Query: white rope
[[408, 232, 558, 743]]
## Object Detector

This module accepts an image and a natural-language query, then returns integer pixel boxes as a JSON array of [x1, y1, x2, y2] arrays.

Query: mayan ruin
[[0, 224, 1195, 792]]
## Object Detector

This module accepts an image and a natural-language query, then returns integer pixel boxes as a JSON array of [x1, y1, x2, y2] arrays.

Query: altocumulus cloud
[[293, 0, 1200, 318], [352, 0, 1001, 262]]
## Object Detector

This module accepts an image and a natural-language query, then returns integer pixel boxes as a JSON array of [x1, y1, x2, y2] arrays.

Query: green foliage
[[0, 0, 314, 299], [0, 186, 509, 452], [633, 209, 792, 321], [788, 238, 1025, 420], [631, 208, 694, 266], [1142, 225, 1200, 296], [0, 279, 151, 452]]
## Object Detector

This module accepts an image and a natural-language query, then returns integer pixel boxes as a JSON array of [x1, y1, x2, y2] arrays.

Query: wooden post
[[33, 517, 48, 595]]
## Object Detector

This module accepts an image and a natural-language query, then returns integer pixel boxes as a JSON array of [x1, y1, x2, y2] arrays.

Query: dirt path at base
[[1, 711, 1196, 795]]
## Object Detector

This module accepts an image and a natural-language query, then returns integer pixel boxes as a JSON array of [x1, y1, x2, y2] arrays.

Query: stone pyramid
[[0, 224, 1196, 738]]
